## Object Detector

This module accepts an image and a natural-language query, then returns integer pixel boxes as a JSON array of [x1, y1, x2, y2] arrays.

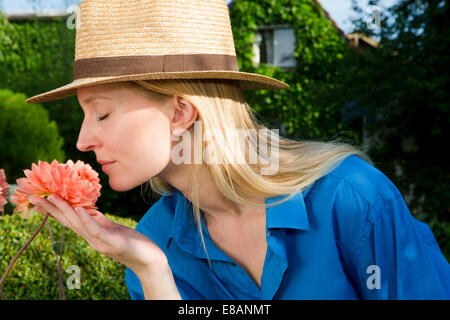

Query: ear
[[171, 97, 198, 136]]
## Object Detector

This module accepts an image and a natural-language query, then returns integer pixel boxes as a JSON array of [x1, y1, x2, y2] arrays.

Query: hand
[[28, 194, 169, 278]]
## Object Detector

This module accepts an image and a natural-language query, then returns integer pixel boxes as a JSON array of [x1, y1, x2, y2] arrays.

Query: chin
[[108, 173, 156, 192], [109, 184, 134, 192], [108, 178, 138, 192]]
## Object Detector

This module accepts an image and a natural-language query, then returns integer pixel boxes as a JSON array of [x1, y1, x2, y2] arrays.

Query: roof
[[346, 33, 379, 48], [313, 0, 349, 42]]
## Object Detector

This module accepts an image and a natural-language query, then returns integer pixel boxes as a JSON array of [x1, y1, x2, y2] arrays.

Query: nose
[[76, 119, 99, 152], [76, 140, 95, 152]]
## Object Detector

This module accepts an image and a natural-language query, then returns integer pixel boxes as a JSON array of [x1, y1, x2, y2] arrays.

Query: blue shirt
[[125, 155, 450, 299]]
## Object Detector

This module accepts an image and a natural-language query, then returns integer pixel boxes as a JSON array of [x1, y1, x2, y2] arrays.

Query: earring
[[171, 128, 178, 138]]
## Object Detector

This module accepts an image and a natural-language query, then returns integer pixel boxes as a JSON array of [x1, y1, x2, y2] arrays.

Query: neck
[[155, 127, 265, 223], [158, 161, 267, 226]]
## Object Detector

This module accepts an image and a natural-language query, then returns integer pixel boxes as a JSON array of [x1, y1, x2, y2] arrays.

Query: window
[[252, 25, 297, 69]]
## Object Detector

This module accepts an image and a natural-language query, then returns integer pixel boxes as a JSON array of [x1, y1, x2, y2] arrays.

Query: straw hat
[[26, 0, 290, 104]]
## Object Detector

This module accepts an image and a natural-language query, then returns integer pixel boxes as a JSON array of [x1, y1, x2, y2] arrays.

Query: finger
[[86, 209, 103, 216], [41, 195, 90, 239], [35, 194, 104, 247], [75, 207, 116, 256], [34, 197, 72, 228], [33, 205, 45, 214], [47, 194, 77, 213], [48, 195, 109, 240], [36, 207, 68, 227], [74, 206, 103, 239], [29, 197, 70, 227], [47, 194, 83, 227], [85, 208, 118, 229]]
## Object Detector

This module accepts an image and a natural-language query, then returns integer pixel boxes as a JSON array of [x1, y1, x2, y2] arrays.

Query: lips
[[97, 160, 115, 165], [100, 161, 116, 173]]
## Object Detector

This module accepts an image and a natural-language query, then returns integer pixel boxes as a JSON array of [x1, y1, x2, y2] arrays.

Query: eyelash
[[97, 114, 109, 121]]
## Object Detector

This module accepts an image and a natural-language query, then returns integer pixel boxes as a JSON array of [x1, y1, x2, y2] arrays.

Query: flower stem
[[0, 213, 50, 300], [46, 221, 66, 300]]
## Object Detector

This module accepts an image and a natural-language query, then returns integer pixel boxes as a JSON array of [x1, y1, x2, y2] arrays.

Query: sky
[[0, 0, 398, 34]]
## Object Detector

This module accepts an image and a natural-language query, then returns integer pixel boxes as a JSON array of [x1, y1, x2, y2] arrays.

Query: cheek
[[107, 111, 173, 190], [129, 110, 172, 168]]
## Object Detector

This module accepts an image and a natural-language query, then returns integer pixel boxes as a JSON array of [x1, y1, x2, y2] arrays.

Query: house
[[228, 0, 379, 67], [228, 0, 354, 69], [347, 32, 379, 53]]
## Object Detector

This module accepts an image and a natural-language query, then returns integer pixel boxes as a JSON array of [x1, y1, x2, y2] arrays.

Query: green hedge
[[0, 211, 137, 300], [0, 89, 65, 183]]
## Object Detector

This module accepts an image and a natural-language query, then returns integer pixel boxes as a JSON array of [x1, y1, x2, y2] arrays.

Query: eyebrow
[[81, 95, 113, 105]]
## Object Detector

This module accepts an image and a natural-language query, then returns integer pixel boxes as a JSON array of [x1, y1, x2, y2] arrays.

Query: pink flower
[[0, 169, 10, 215], [65, 160, 102, 203], [10, 190, 33, 219], [14, 159, 102, 216]]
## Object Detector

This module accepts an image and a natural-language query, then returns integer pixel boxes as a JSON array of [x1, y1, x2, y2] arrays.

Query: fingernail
[[28, 195, 39, 203], [34, 206, 44, 213]]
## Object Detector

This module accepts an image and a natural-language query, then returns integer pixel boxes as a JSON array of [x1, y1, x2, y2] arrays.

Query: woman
[[26, 0, 449, 299]]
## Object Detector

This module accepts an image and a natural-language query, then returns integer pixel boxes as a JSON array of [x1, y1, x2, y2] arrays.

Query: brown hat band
[[73, 54, 240, 80]]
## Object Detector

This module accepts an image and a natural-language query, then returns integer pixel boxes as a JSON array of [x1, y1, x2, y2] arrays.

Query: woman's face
[[76, 83, 174, 191]]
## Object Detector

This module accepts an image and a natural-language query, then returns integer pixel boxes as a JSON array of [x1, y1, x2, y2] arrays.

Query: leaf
[[52, 242, 64, 255]]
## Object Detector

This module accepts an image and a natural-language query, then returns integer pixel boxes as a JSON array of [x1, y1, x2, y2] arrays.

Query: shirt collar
[[167, 187, 311, 253], [265, 189, 311, 230]]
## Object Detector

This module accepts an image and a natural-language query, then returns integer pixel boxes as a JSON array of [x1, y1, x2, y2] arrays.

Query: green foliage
[[0, 2, 365, 221], [347, 0, 450, 260], [0, 89, 65, 182], [0, 12, 80, 165], [0, 13, 75, 97], [0, 12, 151, 222], [0, 211, 137, 300], [230, 0, 362, 144]]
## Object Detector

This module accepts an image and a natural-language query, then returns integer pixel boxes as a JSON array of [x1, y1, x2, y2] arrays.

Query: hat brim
[[26, 71, 290, 104]]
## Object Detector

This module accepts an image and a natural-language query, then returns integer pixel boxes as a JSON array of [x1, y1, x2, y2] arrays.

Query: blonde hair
[[123, 79, 372, 266]]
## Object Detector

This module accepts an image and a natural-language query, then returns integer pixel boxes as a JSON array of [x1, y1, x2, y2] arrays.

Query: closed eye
[[97, 114, 109, 121]]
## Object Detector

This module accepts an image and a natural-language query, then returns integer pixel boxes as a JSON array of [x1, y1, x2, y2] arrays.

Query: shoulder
[[323, 155, 407, 225], [305, 154, 404, 215], [326, 154, 403, 206], [311, 155, 408, 261]]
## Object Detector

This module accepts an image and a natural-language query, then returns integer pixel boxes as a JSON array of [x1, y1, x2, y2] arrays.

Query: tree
[[347, 0, 450, 258]]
